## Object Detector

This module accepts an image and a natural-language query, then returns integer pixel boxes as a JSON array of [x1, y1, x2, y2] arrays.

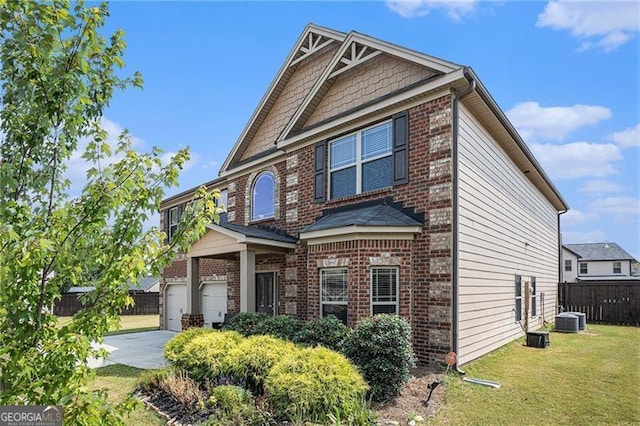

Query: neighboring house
[[561, 243, 638, 282], [129, 276, 160, 293], [159, 25, 568, 367]]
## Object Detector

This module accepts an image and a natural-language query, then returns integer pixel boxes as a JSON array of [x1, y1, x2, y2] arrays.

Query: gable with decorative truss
[[278, 32, 461, 140]]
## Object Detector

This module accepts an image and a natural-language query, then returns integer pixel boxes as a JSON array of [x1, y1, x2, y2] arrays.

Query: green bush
[[227, 335, 298, 391], [209, 385, 252, 414], [261, 315, 304, 341], [342, 314, 416, 402], [167, 330, 243, 381], [164, 327, 215, 365], [222, 312, 268, 336], [264, 346, 370, 424], [296, 315, 349, 351]]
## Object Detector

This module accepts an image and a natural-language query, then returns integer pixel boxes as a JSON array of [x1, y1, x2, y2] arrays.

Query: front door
[[256, 272, 275, 315]]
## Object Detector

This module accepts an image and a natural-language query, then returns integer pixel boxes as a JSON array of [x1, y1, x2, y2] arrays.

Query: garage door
[[201, 281, 227, 327], [165, 283, 186, 332]]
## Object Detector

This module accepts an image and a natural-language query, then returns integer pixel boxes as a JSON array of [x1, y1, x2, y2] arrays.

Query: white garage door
[[201, 281, 227, 327], [165, 283, 186, 332]]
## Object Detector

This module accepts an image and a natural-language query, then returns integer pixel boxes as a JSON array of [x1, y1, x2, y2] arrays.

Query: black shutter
[[392, 111, 409, 185], [163, 208, 170, 244], [313, 141, 326, 203], [531, 277, 537, 317], [515, 275, 522, 321]]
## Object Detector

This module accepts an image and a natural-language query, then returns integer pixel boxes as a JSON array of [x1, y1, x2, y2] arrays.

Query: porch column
[[240, 249, 256, 312], [182, 256, 204, 329]]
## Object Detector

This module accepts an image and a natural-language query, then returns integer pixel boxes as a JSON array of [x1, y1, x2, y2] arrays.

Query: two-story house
[[159, 25, 568, 367], [562, 242, 638, 282]]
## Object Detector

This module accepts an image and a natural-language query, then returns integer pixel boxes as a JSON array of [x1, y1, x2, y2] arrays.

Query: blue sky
[[91, 1, 639, 259]]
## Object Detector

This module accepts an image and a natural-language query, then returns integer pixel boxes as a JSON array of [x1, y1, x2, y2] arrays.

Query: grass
[[92, 364, 164, 425], [436, 324, 640, 425], [57, 314, 159, 335]]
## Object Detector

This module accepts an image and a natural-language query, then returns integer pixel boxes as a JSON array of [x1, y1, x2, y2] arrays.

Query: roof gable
[[279, 31, 461, 139], [221, 24, 346, 171]]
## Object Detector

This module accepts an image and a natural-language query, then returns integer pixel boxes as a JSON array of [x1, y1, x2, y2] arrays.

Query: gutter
[[451, 68, 476, 374]]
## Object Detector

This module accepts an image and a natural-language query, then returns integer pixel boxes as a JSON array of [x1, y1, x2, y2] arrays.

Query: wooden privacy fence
[[53, 292, 159, 316], [558, 281, 640, 326]]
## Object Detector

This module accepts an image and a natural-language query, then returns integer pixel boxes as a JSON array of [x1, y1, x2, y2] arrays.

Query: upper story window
[[613, 262, 622, 274], [252, 172, 275, 221], [168, 206, 181, 241], [329, 121, 392, 199], [564, 259, 572, 272], [579, 262, 588, 274], [217, 189, 228, 223]]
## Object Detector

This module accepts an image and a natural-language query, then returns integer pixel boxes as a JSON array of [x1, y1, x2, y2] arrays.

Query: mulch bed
[[139, 389, 215, 425], [373, 367, 445, 425]]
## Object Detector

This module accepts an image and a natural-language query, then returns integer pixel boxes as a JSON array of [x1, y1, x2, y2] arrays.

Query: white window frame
[[370, 267, 399, 315], [320, 268, 348, 323], [564, 259, 572, 272], [613, 261, 622, 274], [169, 206, 180, 241], [579, 262, 588, 275], [328, 120, 392, 200], [251, 172, 275, 222]]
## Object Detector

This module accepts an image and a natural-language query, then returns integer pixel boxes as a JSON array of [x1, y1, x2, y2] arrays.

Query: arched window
[[252, 172, 275, 221]]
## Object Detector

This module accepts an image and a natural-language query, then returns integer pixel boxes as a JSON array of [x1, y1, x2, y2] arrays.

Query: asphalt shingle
[[301, 204, 422, 233], [564, 242, 636, 261]]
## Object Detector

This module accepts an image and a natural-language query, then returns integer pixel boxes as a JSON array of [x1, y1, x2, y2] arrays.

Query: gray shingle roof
[[564, 243, 636, 261], [220, 223, 298, 244], [127, 276, 159, 291], [301, 204, 422, 233]]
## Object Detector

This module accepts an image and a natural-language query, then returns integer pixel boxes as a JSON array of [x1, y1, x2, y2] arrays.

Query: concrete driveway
[[89, 330, 176, 369]]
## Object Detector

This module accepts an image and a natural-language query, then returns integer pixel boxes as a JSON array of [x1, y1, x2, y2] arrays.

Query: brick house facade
[[159, 25, 568, 367]]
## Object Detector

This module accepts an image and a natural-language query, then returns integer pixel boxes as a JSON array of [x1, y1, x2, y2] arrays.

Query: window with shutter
[[371, 267, 399, 315], [515, 274, 522, 321], [313, 142, 326, 203], [392, 111, 409, 185]]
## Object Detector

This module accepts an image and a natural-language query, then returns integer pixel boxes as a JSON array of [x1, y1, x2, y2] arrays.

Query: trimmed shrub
[[296, 315, 349, 351], [261, 315, 303, 341], [209, 385, 252, 414], [342, 314, 416, 402], [222, 312, 268, 336], [227, 335, 298, 391], [168, 330, 243, 381], [264, 346, 370, 424], [164, 327, 215, 364]]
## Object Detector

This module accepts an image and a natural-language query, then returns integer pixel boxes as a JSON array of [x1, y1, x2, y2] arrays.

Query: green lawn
[[57, 314, 159, 335], [92, 364, 164, 425], [436, 324, 640, 425]]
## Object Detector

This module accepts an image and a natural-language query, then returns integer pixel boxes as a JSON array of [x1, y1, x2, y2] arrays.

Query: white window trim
[[579, 262, 588, 275], [169, 206, 180, 241], [564, 259, 572, 272], [251, 172, 276, 222], [370, 267, 399, 315], [328, 120, 392, 200], [515, 274, 522, 322], [613, 262, 622, 274], [320, 268, 348, 319]]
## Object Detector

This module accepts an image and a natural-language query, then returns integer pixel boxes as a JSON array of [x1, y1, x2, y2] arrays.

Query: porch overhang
[[187, 223, 298, 258]]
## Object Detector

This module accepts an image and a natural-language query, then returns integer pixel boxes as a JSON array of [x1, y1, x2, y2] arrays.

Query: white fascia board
[[205, 224, 245, 240], [219, 150, 284, 179], [300, 225, 423, 241], [243, 237, 297, 249], [278, 69, 464, 151]]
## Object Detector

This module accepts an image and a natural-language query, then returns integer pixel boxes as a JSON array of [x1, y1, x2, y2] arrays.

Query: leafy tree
[[0, 1, 218, 423]]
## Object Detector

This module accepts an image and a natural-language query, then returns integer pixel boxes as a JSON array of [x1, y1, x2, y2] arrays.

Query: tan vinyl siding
[[188, 230, 243, 258], [304, 54, 435, 127], [240, 45, 338, 161], [457, 104, 558, 365]]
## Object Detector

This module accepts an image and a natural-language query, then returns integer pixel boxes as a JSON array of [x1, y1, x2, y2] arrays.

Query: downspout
[[557, 209, 568, 313], [451, 68, 475, 374]]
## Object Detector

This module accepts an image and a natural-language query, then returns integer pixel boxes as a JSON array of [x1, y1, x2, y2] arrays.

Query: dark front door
[[256, 272, 275, 315]]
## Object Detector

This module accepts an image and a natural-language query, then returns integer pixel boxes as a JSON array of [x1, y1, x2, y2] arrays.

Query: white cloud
[[608, 123, 640, 148], [507, 101, 611, 141], [537, 1, 640, 52], [580, 179, 625, 196], [562, 229, 607, 244], [386, 0, 477, 20], [589, 196, 640, 219], [561, 209, 597, 228], [530, 141, 622, 179]]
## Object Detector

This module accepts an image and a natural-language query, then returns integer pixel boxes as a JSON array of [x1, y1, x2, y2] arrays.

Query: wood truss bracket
[[290, 32, 335, 67], [328, 41, 382, 79]]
